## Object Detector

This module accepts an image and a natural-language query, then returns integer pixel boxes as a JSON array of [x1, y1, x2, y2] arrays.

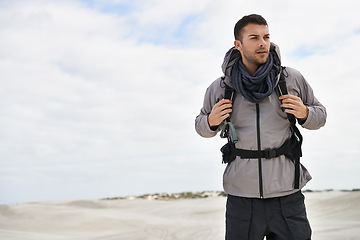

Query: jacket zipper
[[256, 103, 264, 198]]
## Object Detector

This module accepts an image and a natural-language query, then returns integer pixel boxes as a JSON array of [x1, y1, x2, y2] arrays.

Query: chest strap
[[221, 133, 300, 188], [234, 136, 292, 159]]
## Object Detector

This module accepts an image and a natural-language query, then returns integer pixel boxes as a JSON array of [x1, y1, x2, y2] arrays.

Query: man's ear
[[234, 40, 242, 51]]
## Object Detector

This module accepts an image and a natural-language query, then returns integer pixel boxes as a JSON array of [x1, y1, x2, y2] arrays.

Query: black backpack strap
[[220, 81, 237, 143], [277, 67, 303, 189], [224, 83, 236, 121]]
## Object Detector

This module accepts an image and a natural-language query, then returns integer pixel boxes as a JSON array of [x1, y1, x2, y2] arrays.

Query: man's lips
[[256, 50, 268, 54]]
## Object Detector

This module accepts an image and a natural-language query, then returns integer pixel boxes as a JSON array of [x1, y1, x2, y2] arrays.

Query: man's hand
[[208, 99, 233, 127], [279, 94, 308, 120]]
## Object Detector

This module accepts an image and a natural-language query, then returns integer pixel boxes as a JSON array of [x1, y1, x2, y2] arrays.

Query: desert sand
[[0, 191, 359, 240]]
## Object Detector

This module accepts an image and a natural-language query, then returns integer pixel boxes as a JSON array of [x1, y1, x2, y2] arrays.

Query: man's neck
[[244, 63, 258, 77], [241, 58, 259, 76]]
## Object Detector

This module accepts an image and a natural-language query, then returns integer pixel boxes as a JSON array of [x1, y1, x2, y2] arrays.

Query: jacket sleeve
[[195, 78, 223, 138], [287, 68, 327, 130]]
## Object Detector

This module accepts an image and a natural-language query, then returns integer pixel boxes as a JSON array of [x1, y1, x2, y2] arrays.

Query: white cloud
[[0, 0, 359, 204]]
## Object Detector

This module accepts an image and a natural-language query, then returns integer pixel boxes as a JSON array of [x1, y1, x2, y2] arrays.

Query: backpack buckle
[[264, 149, 277, 159]]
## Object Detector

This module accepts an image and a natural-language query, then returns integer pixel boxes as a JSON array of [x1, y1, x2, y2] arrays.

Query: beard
[[242, 47, 269, 67]]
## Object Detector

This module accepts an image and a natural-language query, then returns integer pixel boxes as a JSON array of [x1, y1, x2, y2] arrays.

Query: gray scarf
[[231, 51, 281, 103]]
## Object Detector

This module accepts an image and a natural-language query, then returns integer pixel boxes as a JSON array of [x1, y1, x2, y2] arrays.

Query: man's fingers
[[281, 102, 296, 109], [220, 103, 233, 111], [280, 95, 303, 108], [216, 99, 232, 108], [216, 98, 232, 104], [221, 108, 232, 116], [280, 95, 308, 119], [208, 99, 233, 127], [220, 113, 230, 121], [279, 94, 297, 100], [214, 100, 232, 113]]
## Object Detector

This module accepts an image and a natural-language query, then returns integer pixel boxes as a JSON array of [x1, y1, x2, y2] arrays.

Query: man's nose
[[259, 38, 267, 47]]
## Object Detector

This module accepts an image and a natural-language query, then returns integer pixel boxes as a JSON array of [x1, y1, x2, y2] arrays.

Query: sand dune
[[0, 191, 359, 240]]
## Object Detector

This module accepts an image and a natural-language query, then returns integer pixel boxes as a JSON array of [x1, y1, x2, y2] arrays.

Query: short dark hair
[[234, 14, 268, 41]]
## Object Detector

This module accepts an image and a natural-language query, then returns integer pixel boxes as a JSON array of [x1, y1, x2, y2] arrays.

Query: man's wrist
[[298, 106, 308, 125], [300, 106, 308, 120], [207, 115, 219, 131]]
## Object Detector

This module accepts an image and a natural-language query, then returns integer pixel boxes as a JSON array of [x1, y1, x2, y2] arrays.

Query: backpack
[[220, 67, 303, 189]]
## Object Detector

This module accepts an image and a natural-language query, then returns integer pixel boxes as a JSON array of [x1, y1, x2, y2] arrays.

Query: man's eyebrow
[[248, 34, 270, 38]]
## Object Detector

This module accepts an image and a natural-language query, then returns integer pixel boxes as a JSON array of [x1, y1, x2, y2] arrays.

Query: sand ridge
[[0, 191, 359, 240]]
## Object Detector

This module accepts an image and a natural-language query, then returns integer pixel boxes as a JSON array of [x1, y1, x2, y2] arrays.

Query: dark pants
[[225, 191, 311, 240]]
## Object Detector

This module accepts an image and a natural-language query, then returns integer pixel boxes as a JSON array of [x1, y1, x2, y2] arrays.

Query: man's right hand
[[208, 99, 233, 127]]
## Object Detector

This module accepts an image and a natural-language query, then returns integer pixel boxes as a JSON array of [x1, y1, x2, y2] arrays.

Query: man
[[195, 14, 326, 240]]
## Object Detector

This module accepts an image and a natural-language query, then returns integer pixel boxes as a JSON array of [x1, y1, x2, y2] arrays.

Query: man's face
[[234, 24, 270, 73]]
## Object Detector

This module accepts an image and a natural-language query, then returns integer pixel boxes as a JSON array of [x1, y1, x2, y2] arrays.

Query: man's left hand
[[279, 94, 308, 120]]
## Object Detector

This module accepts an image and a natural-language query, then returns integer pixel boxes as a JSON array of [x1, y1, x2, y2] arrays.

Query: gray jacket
[[195, 43, 327, 198]]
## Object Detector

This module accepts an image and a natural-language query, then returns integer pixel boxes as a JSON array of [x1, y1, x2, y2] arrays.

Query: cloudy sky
[[0, 0, 359, 204]]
